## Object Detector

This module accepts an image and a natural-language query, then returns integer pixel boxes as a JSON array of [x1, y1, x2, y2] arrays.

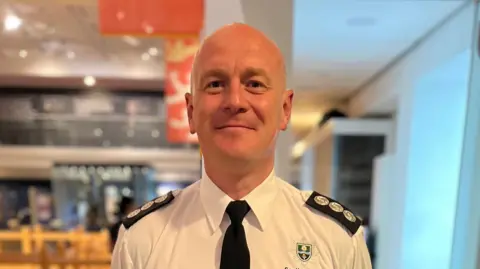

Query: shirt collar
[[199, 167, 279, 235]]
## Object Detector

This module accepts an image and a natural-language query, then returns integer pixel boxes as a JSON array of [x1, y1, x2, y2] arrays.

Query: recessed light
[[4, 14, 22, 32], [148, 47, 158, 56], [93, 128, 103, 137], [19, 50, 28, 58], [84, 75, 96, 87]]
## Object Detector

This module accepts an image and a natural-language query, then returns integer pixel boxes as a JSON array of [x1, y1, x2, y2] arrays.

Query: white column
[[450, 4, 480, 269], [393, 49, 472, 269], [370, 154, 395, 269], [299, 147, 315, 190]]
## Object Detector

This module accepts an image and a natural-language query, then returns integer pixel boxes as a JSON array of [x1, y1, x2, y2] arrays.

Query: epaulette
[[122, 190, 177, 229], [305, 191, 362, 235]]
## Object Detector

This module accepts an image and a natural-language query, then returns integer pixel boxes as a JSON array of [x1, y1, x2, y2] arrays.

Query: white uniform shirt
[[111, 170, 372, 269]]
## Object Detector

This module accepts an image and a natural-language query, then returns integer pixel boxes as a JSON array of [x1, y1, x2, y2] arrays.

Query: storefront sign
[[98, 0, 203, 36]]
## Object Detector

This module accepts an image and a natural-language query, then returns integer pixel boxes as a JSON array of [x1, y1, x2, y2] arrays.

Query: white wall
[[351, 3, 477, 269]]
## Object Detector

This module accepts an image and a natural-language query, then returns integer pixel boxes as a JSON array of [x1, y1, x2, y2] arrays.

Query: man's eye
[[247, 80, 263, 88], [246, 80, 264, 88], [206, 81, 223, 88]]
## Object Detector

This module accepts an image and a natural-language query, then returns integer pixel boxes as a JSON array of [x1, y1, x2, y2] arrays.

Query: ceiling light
[[292, 141, 307, 158], [148, 47, 158, 56], [66, 51, 76, 59], [93, 128, 103, 137], [141, 53, 150, 61], [83, 75, 96, 87], [122, 35, 140, 47], [19, 50, 28, 58], [4, 14, 22, 32]]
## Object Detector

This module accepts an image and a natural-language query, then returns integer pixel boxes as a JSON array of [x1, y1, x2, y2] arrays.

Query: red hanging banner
[[98, 0, 204, 36], [164, 38, 199, 143]]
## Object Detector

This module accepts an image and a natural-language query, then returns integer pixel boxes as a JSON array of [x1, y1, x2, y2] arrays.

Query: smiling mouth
[[217, 125, 254, 130]]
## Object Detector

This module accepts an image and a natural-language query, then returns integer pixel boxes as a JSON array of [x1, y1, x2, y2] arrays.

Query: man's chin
[[215, 144, 255, 160]]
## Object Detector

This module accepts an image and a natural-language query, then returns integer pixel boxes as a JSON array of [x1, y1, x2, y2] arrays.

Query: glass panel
[[0, 90, 198, 149]]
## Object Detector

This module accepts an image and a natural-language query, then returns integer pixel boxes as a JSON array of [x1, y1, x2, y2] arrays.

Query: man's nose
[[221, 80, 248, 114]]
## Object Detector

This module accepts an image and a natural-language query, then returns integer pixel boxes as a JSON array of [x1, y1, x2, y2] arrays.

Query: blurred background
[[0, 0, 478, 268]]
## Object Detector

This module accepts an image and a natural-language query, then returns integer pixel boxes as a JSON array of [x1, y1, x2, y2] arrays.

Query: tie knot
[[226, 200, 250, 225]]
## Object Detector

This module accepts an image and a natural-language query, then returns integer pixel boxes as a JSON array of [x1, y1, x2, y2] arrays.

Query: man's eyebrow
[[241, 67, 271, 85], [198, 69, 229, 85], [201, 68, 228, 78], [198, 67, 272, 85]]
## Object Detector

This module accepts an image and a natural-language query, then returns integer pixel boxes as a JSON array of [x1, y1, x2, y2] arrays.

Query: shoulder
[[114, 185, 199, 266], [278, 181, 363, 236], [121, 180, 200, 231], [122, 189, 181, 230], [302, 190, 363, 236]]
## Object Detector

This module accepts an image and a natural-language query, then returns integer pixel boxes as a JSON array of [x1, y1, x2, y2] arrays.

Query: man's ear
[[280, 89, 294, 131], [185, 93, 196, 134]]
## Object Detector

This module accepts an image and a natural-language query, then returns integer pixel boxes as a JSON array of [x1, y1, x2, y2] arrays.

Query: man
[[111, 23, 372, 269]]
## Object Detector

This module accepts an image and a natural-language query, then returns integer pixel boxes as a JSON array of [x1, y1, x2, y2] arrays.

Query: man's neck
[[203, 157, 274, 200]]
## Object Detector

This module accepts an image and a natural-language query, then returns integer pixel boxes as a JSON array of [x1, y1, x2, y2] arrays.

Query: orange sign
[[164, 38, 199, 143], [98, 0, 204, 36]]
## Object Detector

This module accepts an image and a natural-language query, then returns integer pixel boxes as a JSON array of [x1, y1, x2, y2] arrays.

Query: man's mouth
[[217, 125, 254, 130]]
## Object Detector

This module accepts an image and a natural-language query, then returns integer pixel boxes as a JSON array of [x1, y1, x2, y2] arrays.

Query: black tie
[[220, 200, 251, 269]]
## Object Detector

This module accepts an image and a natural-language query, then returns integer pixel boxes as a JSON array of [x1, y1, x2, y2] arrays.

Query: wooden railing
[[0, 225, 111, 269]]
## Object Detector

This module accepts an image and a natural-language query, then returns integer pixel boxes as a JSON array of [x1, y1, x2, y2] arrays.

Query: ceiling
[[0, 0, 163, 82], [0, 0, 465, 136]]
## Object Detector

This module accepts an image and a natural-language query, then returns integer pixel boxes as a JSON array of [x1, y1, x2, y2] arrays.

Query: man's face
[[185, 26, 293, 160]]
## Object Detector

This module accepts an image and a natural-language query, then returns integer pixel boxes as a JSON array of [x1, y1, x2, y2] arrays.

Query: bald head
[[191, 23, 286, 93], [184, 23, 294, 167]]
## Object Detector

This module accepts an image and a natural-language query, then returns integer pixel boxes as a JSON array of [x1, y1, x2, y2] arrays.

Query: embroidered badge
[[296, 243, 312, 262]]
